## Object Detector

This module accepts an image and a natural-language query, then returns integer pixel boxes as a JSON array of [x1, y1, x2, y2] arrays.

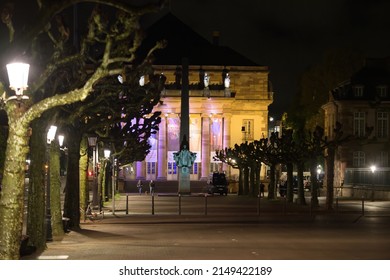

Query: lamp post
[[88, 136, 98, 206], [46, 125, 57, 241], [370, 165, 376, 200], [58, 133, 65, 176], [370, 165, 376, 187]]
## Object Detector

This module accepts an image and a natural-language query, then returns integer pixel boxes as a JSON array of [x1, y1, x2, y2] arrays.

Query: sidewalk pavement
[[21, 194, 390, 260]]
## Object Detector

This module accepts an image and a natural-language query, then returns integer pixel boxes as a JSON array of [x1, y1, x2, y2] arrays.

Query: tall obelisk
[[177, 57, 192, 194]]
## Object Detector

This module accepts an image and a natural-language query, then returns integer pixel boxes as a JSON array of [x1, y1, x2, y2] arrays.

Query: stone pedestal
[[178, 167, 191, 194]]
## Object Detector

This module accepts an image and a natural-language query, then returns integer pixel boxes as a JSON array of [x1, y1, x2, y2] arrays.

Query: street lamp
[[104, 149, 111, 159], [6, 62, 30, 100], [57, 134, 67, 178], [370, 165, 376, 201], [58, 135, 64, 147], [317, 165, 322, 179], [46, 125, 57, 241], [88, 136, 98, 206]]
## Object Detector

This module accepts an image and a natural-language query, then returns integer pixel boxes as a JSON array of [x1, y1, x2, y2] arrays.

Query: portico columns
[[157, 116, 167, 180], [222, 113, 232, 174], [201, 115, 210, 180], [136, 161, 145, 180]]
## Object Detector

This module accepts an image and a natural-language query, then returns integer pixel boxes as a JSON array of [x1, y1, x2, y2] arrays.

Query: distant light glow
[[204, 73, 210, 88], [47, 125, 57, 144], [139, 75, 145, 86], [58, 135, 64, 147], [224, 73, 230, 88]]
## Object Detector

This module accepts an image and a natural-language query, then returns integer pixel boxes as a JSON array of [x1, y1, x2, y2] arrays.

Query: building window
[[353, 112, 365, 137], [147, 162, 156, 175], [190, 163, 198, 174], [168, 162, 177, 175], [377, 112, 388, 138], [210, 163, 219, 173], [377, 85, 388, 98], [353, 151, 365, 167], [353, 85, 364, 97], [242, 119, 254, 141], [379, 151, 389, 167]]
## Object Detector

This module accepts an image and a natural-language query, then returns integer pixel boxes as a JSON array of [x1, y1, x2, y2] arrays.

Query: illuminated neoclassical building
[[125, 13, 273, 181]]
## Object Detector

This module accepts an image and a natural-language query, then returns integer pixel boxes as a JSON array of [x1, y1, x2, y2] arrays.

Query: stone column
[[201, 115, 210, 180], [157, 116, 167, 180], [222, 113, 232, 174], [136, 161, 145, 180]]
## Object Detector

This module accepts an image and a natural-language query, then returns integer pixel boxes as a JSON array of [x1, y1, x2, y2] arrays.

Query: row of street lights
[[87, 137, 117, 213]]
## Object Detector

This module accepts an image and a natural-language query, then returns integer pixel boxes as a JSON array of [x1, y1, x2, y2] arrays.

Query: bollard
[[204, 194, 208, 215], [335, 197, 338, 214], [283, 197, 287, 215], [257, 194, 261, 216], [309, 203, 312, 216], [152, 194, 155, 215], [178, 194, 181, 215], [361, 196, 365, 216], [126, 195, 129, 215]]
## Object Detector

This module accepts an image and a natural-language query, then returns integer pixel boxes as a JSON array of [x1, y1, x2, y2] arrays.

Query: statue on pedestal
[[174, 135, 197, 174]]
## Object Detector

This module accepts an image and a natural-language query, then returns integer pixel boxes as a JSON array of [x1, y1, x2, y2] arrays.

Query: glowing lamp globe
[[6, 63, 30, 96]]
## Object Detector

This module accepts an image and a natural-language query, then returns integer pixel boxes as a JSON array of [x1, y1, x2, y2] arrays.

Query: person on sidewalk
[[137, 180, 143, 195], [149, 180, 155, 195]]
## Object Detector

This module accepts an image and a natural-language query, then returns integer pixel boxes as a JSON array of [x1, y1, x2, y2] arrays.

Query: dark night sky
[[142, 0, 390, 118], [4, 0, 390, 119]]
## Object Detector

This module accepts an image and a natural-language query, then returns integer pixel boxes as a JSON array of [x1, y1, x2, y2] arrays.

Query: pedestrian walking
[[137, 180, 143, 195], [149, 180, 155, 195]]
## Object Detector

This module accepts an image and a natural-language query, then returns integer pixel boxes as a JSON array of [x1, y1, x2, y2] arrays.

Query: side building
[[322, 57, 390, 196], [122, 13, 273, 182]]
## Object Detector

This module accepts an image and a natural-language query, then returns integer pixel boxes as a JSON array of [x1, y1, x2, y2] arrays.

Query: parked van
[[207, 172, 229, 195]]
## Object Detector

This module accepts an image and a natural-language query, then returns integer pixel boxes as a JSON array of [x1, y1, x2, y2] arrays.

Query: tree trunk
[[105, 160, 112, 200], [26, 120, 46, 253], [99, 159, 108, 203], [267, 163, 276, 200], [63, 128, 82, 229], [310, 160, 319, 208], [50, 140, 64, 238], [79, 135, 89, 221], [238, 167, 243, 195], [286, 162, 294, 202], [325, 146, 335, 210], [254, 164, 261, 196], [0, 104, 30, 259], [296, 162, 306, 205], [243, 166, 249, 195], [250, 165, 256, 196]]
